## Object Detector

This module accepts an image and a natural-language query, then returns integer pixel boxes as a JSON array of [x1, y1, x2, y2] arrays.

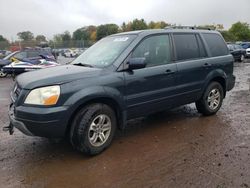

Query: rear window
[[173, 34, 200, 61], [203, 33, 229, 57]]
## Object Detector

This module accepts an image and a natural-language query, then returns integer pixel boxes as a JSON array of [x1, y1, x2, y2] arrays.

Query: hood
[[0, 59, 11, 66], [16, 65, 102, 89]]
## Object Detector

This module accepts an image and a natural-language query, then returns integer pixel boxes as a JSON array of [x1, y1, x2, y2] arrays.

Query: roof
[[111, 28, 219, 37]]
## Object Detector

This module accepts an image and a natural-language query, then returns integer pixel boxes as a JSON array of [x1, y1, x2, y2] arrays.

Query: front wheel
[[70, 103, 117, 155], [195, 82, 224, 116]]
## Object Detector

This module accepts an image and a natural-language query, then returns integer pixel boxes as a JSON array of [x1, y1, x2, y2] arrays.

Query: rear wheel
[[196, 82, 224, 116], [70, 103, 117, 155]]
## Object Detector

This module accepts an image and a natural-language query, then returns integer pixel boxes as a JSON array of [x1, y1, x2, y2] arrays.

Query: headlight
[[24, 85, 60, 105]]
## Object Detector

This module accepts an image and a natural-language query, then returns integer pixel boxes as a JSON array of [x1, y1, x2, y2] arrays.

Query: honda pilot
[[5, 28, 235, 155]]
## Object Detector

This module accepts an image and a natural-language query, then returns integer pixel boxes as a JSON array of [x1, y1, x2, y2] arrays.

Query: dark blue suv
[[5, 29, 235, 155]]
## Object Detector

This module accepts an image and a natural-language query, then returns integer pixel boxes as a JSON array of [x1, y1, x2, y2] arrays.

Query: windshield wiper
[[73, 63, 94, 68]]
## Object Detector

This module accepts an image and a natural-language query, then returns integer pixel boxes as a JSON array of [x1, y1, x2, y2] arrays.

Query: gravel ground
[[0, 58, 250, 188]]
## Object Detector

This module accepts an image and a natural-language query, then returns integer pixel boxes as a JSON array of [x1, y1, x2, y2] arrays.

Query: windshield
[[72, 35, 136, 68]]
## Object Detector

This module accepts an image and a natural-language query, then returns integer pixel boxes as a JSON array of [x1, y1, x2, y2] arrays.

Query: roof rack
[[164, 26, 212, 30]]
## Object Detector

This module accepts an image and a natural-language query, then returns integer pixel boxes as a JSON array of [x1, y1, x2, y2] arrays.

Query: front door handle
[[164, 69, 175, 75]]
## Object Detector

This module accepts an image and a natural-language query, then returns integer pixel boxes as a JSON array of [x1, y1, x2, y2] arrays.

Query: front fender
[[63, 86, 126, 127]]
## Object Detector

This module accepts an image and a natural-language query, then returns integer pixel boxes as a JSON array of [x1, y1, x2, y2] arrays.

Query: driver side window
[[131, 35, 171, 67]]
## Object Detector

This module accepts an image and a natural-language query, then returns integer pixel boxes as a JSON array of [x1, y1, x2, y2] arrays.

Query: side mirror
[[127, 58, 146, 70]]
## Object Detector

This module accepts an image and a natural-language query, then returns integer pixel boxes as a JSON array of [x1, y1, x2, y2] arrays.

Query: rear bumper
[[8, 103, 70, 138], [226, 75, 235, 91]]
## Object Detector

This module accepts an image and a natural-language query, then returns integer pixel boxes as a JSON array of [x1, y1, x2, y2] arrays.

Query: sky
[[0, 0, 250, 41]]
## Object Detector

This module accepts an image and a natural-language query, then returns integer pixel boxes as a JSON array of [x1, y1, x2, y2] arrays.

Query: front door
[[124, 34, 177, 119]]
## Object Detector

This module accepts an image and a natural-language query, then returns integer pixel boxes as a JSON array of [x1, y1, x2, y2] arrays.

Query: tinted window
[[131, 35, 171, 66], [173, 34, 200, 61], [203, 33, 228, 57]]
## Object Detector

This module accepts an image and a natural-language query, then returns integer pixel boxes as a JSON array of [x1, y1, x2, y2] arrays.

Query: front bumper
[[8, 104, 33, 136], [7, 103, 70, 138]]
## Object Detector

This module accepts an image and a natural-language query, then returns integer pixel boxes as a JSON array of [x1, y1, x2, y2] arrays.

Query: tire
[[0, 70, 7, 78], [195, 82, 224, 116], [70, 103, 117, 155]]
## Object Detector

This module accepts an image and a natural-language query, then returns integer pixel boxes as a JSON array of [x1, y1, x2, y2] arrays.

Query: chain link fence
[[0, 40, 93, 52]]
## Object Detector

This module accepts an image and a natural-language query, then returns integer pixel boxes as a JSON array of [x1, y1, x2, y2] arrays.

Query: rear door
[[124, 34, 177, 119], [172, 33, 209, 105]]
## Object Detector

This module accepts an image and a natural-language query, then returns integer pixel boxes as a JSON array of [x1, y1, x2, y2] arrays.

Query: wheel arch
[[65, 96, 125, 137], [203, 70, 227, 98]]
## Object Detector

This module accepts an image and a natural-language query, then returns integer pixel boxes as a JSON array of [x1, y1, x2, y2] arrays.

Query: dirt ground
[[0, 59, 250, 188]]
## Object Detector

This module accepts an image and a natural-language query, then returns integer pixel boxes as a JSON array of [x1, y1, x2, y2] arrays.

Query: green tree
[[73, 27, 90, 40], [121, 22, 132, 32], [61, 31, 71, 41], [219, 30, 235, 42], [0, 35, 8, 42], [35, 35, 47, 42], [229, 22, 250, 41], [17, 31, 34, 41], [96, 24, 119, 40], [197, 24, 224, 30], [148, 21, 170, 29], [53, 34, 62, 43], [0, 35, 9, 49], [130, 19, 147, 31]]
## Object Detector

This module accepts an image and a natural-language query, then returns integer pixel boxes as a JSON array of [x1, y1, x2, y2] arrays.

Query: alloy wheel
[[207, 88, 221, 110], [88, 114, 112, 147]]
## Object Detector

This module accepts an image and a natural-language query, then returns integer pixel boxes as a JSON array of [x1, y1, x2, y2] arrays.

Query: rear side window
[[173, 34, 200, 61], [203, 33, 229, 57]]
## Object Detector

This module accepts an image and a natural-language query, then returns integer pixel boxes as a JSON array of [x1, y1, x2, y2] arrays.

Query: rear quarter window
[[203, 33, 229, 57]]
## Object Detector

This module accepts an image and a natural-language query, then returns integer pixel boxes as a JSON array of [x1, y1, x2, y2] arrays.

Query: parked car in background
[[246, 48, 250, 58], [227, 44, 246, 62], [240, 42, 250, 49], [0, 50, 11, 58], [63, 49, 78, 58], [0, 48, 56, 77], [5, 28, 235, 155]]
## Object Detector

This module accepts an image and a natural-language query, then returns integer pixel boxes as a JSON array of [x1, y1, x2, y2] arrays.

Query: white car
[[246, 48, 250, 58], [63, 50, 77, 58]]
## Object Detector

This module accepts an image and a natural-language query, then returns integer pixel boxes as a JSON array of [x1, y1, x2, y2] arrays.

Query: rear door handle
[[203, 63, 212, 68], [164, 69, 175, 75]]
